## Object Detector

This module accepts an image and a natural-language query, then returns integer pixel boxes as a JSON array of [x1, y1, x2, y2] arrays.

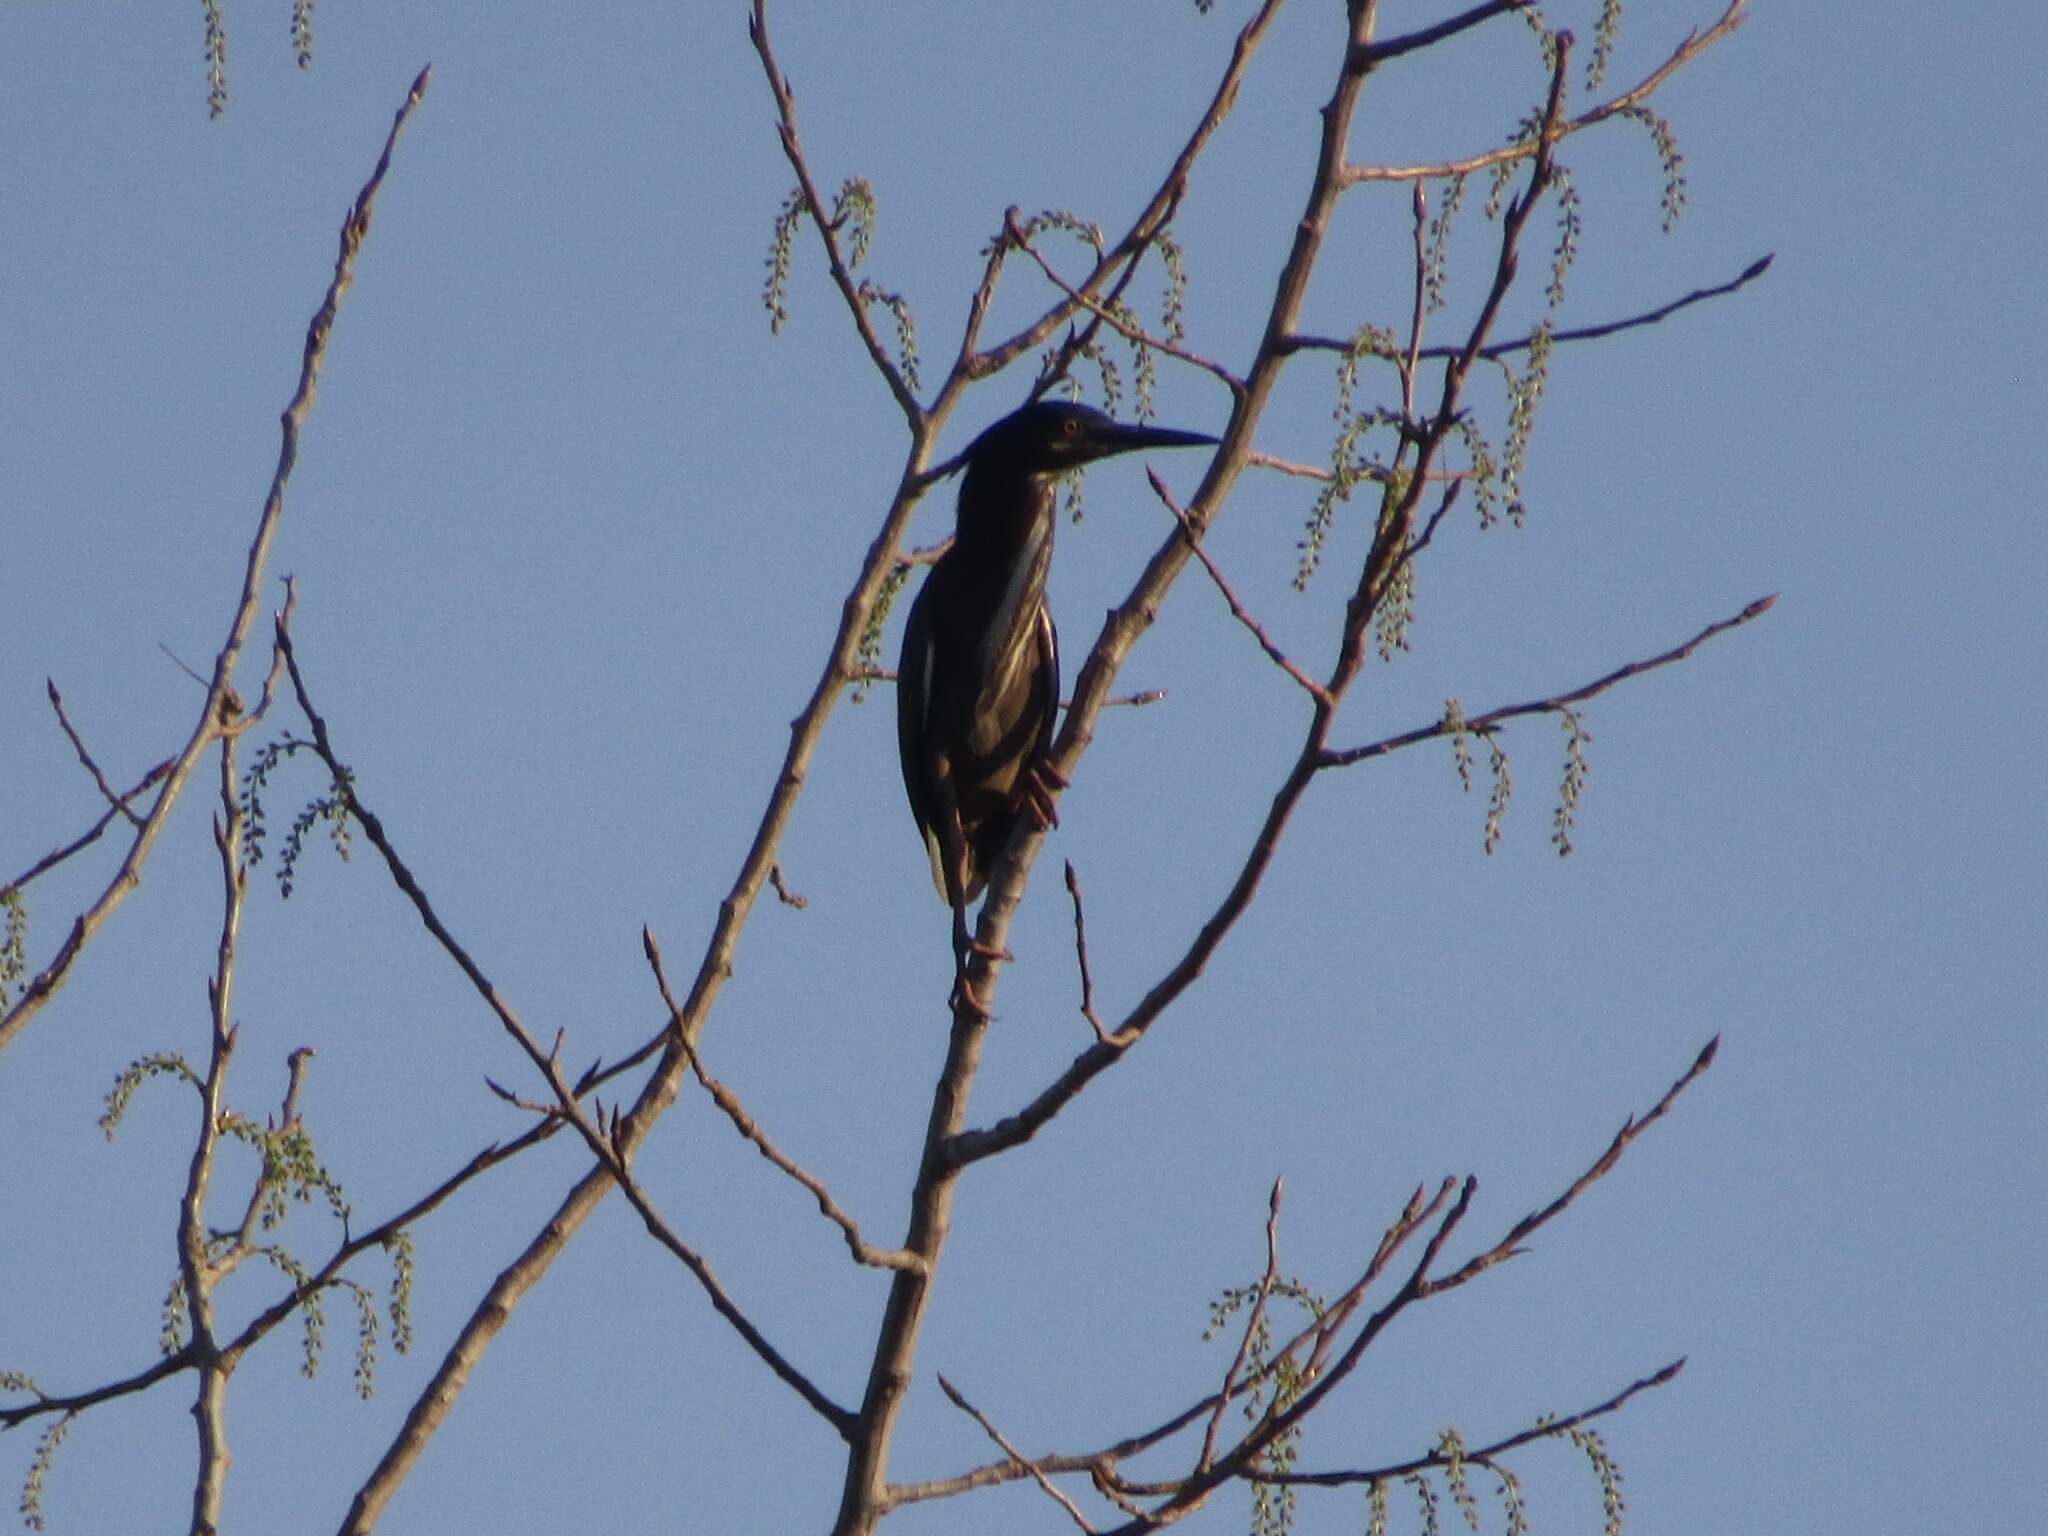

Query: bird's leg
[[932, 773, 1006, 1020], [947, 907, 994, 1022], [945, 885, 1009, 1021]]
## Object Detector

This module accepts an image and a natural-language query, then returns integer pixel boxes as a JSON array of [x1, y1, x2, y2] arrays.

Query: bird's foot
[[1014, 759, 1069, 831]]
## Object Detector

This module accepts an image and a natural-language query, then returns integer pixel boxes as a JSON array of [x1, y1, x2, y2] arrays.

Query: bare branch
[[180, 734, 250, 1532], [643, 930, 922, 1273], [1151, 469, 1331, 706], [747, 0, 922, 423], [0, 64, 430, 1056], [1402, 179, 1429, 420], [0, 1351, 195, 1432], [952, 26, 1582, 1187], [1259, 1359, 1686, 1486], [277, 623, 561, 1085], [1289, 252, 1775, 362], [45, 681, 143, 827], [1005, 209, 1246, 398], [1200, 1179, 1284, 1473], [220, 1132, 535, 1372], [1346, 2, 1750, 183], [768, 863, 809, 909], [938, 1375, 1100, 1535], [1362, 0, 1530, 66], [1061, 862, 1128, 1047], [967, 0, 1288, 381], [556, 1103, 859, 1438], [4, 759, 173, 897], [1427, 1037, 1720, 1294]]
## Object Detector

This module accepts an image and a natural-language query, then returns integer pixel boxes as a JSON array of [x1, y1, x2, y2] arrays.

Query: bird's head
[[961, 400, 1218, 479]]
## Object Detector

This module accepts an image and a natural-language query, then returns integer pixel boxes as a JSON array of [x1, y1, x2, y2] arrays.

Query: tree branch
[[747, 0, 922, 422], [45, 681, 143, 826], [1288, 252, 1775, 361], [643, 930, 922, 1274], [4, 759, 173, 897], [1361, 0, 1530, 66], [1346, 1, 1749, 183], [948, 25, 1580, 1177], [1152, 470, 1331, 706], [1257, 1358, 1685, 1486], [1321, 595, 1776, 769], [1004, 209, 1246, 398], [938, 1375, 1100, 1535], [0, 64, 430, 1056]]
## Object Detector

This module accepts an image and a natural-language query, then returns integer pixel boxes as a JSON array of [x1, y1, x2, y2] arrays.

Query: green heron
[[897, 399, 1216, 1012]]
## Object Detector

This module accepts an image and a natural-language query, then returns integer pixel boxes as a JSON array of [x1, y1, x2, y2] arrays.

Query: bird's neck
[[956, 462, 1057, 563]]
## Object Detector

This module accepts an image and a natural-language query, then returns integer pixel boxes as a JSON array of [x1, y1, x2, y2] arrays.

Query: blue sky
[[3, 3, 2042, 1533]]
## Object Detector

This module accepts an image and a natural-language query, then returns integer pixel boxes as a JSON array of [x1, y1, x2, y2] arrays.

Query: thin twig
[[1005, 210, 1246, 398], [887, 1180, 1460, 1510], [1201, 1179, 1283, 1472], [644, 930, 922, 1273], [0, 65, 431, 1056], [1061, 862, 1127, 1046], [1427, 1037, 1720, 1294], [1289, 253, 1775, 361], [747, 1, 921, 423], [1258, 1359, 1685, 1486], [0, 1352, 196, 1431], [3, 759, 173, 896], [278, 624, 560, 1080], [1362, 0, 1529, 64], [46, 682, 142, 826], [967, 0, 1288, 382], [1151, 469, 1332, 706], [938, 1375, 1100, 1535], [281, 626, 855, 1436], [220, 1130, 549, 1372], [1321, 596, 1776, 769], [564, 1107, 859, 1438], [1346, 1, 1749, 183], [768, 863, 808, 909], [1402, 179, 1428, 420]]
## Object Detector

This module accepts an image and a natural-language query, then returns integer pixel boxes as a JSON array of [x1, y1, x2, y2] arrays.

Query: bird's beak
[[1094, 421, 1220, 455]]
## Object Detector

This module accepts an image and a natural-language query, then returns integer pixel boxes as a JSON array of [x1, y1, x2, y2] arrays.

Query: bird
[[897, 398, 1217, 1014]]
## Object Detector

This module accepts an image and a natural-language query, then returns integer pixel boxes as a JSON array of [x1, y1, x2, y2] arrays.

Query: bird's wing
[[1034, 603, 1059, 766], [896, 576, 950, 899]]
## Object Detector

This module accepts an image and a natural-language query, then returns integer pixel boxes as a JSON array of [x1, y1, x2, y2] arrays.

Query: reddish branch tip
[[1695, 1034, 1721, 1072]]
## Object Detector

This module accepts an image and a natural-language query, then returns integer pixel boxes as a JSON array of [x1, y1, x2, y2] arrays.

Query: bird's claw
[[949, 968, 994, 1022], [1015, 759, 1069, 831]]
